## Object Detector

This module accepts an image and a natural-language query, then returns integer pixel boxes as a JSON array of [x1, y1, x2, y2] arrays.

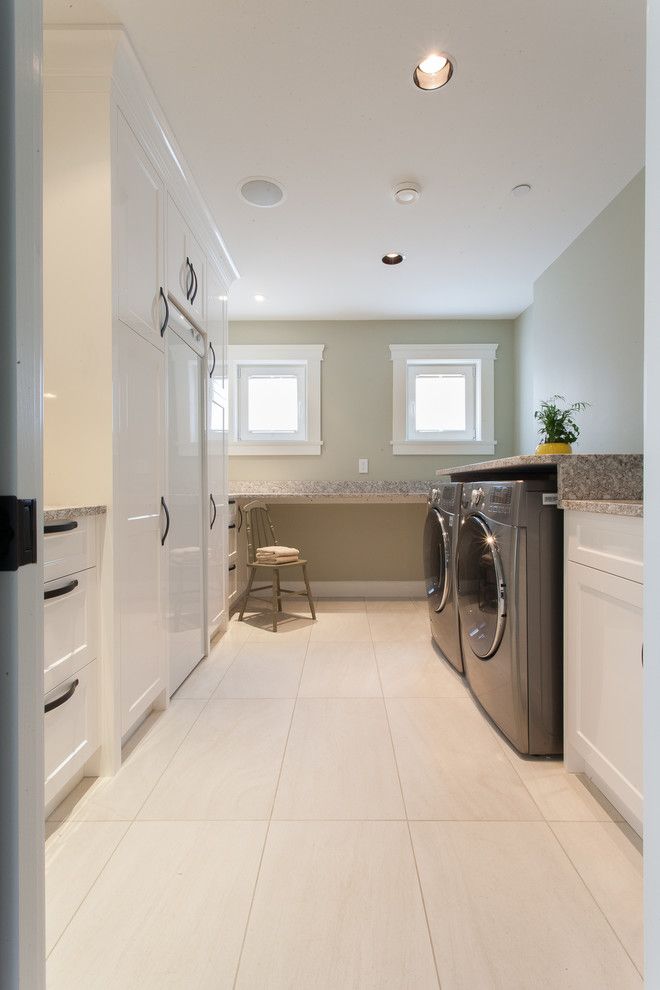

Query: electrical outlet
[[358, 458, 368, 474]]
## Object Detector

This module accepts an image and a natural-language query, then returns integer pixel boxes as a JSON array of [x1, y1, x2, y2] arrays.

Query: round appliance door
[[423, 508, 451, 613], [457, 514, 507, 659]]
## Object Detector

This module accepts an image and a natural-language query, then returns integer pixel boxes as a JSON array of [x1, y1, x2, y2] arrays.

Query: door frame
[[0, 0, 45, 987]]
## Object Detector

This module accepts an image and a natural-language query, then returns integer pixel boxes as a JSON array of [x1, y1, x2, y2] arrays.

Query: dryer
[[423, 482, 463, 673], [456, 479, 563, 755]]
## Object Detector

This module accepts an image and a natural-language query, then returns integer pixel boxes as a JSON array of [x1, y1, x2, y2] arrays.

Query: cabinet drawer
[[228, 500, 237, 527], [228, 562, 237, 601], [228, 523, 237, 556], [44, 516, 97, 582], [565, 510, 643, 583], [44, 567, 98, 693], [44, 659, 99, 806]]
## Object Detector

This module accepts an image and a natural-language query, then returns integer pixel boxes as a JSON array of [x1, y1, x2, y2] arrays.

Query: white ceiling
[[45, 0, 646, 320]]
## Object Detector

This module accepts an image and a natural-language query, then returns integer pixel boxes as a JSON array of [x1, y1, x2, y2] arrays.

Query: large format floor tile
[[298, 641, 381, 697], [387, 697, 542, 820], [375, 640, 466, 698], [308, 610, 372, 643], [174, 635, 243, 699], [139, 699, 294, 820], [273, 699, 405, 819], [550, 821, 643, 973], [411, 821, 642, 989], [48, 701, 205, 822], [367, 608, 431, 643], [213, 641, 307, 698], [235, 821, 438, 990], [242, 610, 315, 643], [46, 820, 129, 955], [47, 821, 267, 990]]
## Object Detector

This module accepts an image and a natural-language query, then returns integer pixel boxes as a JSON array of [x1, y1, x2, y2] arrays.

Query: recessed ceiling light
[[254, 294, 266, 302], [239, 177, 285, 208], [393, 182, 421, 205], [413, 52, 454, 91], [382, 252, 405, 265], [512, 183, 532, 197]]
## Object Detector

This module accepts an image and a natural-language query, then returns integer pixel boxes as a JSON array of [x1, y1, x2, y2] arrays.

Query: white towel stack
[[255, 545, 300, 565]]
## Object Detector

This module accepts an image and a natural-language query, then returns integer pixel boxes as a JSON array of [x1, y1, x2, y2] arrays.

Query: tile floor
[[46, 599, 643, 988]]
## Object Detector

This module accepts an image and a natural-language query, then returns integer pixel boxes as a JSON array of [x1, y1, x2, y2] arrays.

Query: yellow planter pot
[[535, 442, 572, 456]]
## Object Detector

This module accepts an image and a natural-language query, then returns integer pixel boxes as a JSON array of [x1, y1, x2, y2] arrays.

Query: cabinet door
[[115, 322, 166, 734], [115, 110, 165, 349], [208, 384, 227, 636], [166, 194, 206, 321], [206, 263, 228, 398], [566, 560, 643, 826]]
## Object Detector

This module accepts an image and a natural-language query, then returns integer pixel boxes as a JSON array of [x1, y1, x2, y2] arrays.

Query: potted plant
[[534, 395, 589, 455]]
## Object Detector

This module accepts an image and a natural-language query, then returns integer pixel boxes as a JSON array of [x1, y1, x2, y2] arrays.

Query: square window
[[245, 370, 301, 435], [406, 363, 475, 441]]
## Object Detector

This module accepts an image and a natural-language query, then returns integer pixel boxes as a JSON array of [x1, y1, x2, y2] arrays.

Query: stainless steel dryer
[[456, 479, 563, 755], [423, 482, 463, 673]]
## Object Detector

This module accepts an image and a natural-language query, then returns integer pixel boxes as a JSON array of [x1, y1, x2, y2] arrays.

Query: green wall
[[229, 319, 516, 483]]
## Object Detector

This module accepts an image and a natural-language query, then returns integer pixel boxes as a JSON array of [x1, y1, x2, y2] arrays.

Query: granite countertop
[[559, 499, 644, 518], [44, 504, 107, 523], [229, 481, 432, 504], [435, 454, 643, 517]]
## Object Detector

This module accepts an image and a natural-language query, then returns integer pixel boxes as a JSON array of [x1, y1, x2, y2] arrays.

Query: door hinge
[[0, 496, 38, 571]]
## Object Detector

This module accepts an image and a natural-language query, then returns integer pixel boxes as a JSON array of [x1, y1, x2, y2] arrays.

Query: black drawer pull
[[190, 263, 198, 304], [228, 522, 236, 530], [44, 678, 79, 714], [44, 578, 79, 601], [228, 498, 236, 505], [159, 286, 169, 337], [161, 496, 170, 546], [228, 563, 236, 572], [210, 493, 217, 530], [209, 341, 216, 378], [44, 520, 78, 534], [185, 258, 193, 300]]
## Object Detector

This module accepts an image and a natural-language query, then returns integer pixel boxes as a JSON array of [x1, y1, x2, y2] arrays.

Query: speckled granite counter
[[559, 499, 643, 518], [229, 481, 432, 504], [435, 454, 643, 515], [44, 504, 107, 523]]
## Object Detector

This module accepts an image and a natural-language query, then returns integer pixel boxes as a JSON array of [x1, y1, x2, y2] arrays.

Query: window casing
[[390, 344, 498, 455], [228, 344, 324, 455]]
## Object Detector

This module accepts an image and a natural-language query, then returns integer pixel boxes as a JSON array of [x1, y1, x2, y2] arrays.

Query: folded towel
[[257, 547, 300, 557], [256, 554, 299, 565]]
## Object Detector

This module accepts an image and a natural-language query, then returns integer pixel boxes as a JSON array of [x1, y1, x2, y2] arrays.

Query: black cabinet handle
[[228, 498, 236, 505], [209, 341, 216, 378], [185, 258, 193, 301], [161, 496, 170, 546], [45, 678, 79, 714], [210, 493, 217, 530], [190, 263, 198, 305], [228, 522, 236, 530], [44, 520, 78, 534], [228, 563, 236, 572], [44, 578, 79, 601], [159, 287, 169, 337]]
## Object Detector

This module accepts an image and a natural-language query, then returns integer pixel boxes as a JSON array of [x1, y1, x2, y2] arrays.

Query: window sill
[[230, 442, 323, 456], [391, 440, 497, 456]]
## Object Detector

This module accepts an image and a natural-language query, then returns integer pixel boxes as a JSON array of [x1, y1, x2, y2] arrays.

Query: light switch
[[358, 458, 368, 474]]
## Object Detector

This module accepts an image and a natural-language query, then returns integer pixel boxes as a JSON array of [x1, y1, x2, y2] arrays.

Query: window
[[389, 344, 498, 455], [228, 344, 324, 455]]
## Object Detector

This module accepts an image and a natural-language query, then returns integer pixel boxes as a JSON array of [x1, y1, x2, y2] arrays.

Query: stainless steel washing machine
[[423, 482, 463, 673], [456, 479, 563, 755]]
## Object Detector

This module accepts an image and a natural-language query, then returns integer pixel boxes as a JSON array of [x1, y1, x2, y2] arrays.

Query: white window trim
[[229, 343, 324, 455], [389, 343, 498, 456]]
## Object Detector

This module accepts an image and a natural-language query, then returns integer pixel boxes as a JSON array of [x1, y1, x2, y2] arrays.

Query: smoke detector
[[393, 182, 421, 205]]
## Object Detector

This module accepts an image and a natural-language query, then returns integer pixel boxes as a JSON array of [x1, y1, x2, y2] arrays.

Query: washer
[[456, 479, 563, 755], [423, 482, 463, 673]]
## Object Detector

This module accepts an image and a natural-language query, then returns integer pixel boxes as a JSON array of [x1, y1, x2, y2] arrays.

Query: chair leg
[[239, 568, 256, 621], [301, 563, 316, 619], [271, 568, 278, 632], [275, 570, 282, 613]]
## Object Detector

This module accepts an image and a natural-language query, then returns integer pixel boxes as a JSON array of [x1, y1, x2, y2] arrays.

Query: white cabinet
[[115, 110, 165, 349], [208, 382, 227, 637], [45, 659, 99, 808], [114, 322, 166, 735], [166, 194, 206, 322], [564, 510, 644, 834]]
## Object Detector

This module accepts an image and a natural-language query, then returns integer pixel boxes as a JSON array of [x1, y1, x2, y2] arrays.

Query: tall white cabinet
[[44, 28, 237, 787]]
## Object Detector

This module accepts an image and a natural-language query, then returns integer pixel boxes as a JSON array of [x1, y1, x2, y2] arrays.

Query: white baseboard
[[277, 580, 426, 599]]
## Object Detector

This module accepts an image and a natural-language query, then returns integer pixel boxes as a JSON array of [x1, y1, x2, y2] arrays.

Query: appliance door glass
[[457, 514, 507, 659], [424, 508, 451, 613], [167, 327, 205, 693]]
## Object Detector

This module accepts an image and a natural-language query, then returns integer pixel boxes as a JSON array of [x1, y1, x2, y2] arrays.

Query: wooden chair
[[238, 499, 316, 631]]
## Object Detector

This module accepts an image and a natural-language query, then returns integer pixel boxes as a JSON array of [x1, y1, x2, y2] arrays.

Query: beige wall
[[514, 171, 644, 454], [228, 319, 516, 483]]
